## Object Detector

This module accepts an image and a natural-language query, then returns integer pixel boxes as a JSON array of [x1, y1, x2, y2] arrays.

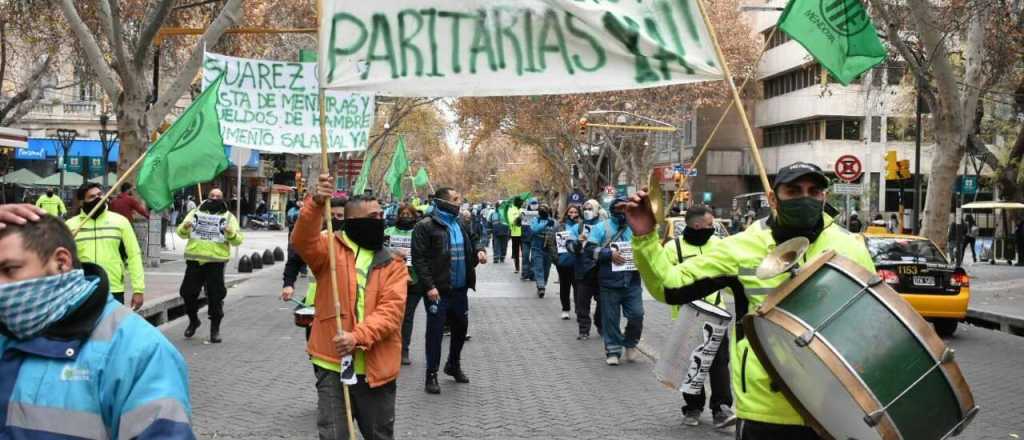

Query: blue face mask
[[0, 269, 98, 340]]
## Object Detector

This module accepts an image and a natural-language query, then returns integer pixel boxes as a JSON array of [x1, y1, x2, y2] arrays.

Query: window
[[871, 116, 881, 142], [887, 61, 905, 86], [871, 68, 883, 87], [762, 64, 825, 99], [763, 120, 822, 147], [74, 62, 94, 102], [764, 26, 792, 49], [844, 119, 862, 141], [886, 117, 917, 142], [825, 120, 843, 140]]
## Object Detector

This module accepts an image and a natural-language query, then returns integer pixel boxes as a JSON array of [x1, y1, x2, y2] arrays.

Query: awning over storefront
[[1, 168, 40, 185], [16, 138, 120, 161], [36, 171, 85, 187]]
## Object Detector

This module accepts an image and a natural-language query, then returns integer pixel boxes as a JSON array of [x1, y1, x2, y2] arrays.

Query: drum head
[[686, 300, 732, 321], [750, 316, 884, 440]]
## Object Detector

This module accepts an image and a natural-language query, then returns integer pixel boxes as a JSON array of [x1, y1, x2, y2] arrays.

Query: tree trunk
[[922, 126, 963, 248], [116, 98, 150, 178]]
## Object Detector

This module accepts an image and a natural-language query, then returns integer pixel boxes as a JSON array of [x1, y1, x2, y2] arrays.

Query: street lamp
[[585, 110, 677, 130], [98, 114, 118, 190], [55, 129, 78, 194]]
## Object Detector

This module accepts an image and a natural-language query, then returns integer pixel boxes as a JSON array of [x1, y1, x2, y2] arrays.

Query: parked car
[[861, 232, 970, 337]]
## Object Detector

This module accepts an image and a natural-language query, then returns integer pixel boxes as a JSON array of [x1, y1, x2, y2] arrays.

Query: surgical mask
[[344, 218, 386, 251], [0, 269, 99, 340], [683, 227, 715, 247], [82, 199, 106, 219], [583, 209, 597, 221], [202, 199, 227, 214], [777, 197, 824, 229]]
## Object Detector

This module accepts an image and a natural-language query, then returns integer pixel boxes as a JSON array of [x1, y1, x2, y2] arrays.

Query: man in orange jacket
[[292, 173, 408, 440]]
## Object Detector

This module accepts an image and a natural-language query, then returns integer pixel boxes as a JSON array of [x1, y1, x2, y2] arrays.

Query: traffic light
[[577, 117, 588, 138], [897, 159, 911, 180], [885, 151, 898, 180]]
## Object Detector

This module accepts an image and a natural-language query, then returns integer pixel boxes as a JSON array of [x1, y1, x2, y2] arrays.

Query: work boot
[[184, 316, 201, 339], [401, 352, 412, 366], [444, 363, 470, 383], [425, 373, 441, 394], [209, 318, 222, 344], [537, 288, 545, 298]]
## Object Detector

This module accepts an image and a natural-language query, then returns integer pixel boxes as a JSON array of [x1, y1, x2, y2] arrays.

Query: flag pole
[[689, 25, 778, 170], [694, 0, 774, 206], [317, 1, 357, 438], [70, 149, 150, 237]]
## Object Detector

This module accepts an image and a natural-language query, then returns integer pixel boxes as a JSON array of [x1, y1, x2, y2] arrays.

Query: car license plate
[[913, 276, 935, 286]]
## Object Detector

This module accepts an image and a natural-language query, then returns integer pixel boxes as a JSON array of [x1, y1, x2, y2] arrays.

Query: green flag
[[412, 167, 429, 188], [137, 74, 229, 211], [353, 154, 373, 195], [384, 136, 410, 200], [777, 0, 887, 85], [498, 191, 532, 224]]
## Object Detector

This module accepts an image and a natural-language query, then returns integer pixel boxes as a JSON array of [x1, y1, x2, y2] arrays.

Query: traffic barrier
[[273, 247, 285, 261], [238, 255, 252, 273], [251, 252, 263, 269], [262, 249, 275, 265]]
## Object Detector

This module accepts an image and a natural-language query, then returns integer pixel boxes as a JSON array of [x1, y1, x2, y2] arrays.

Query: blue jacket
[[529, 218, 555, 252], [585, 218, 641, 289], [0, 264, 193, 439], [556, 220, 580, 267], [568, 218, 601, 279]]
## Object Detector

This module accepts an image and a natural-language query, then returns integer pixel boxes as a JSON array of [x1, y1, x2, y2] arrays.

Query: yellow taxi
[[861, 232, 970, 337]]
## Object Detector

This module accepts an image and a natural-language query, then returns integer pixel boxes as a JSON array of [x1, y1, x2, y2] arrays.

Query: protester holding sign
[[555, 205, 582, 320], [528, 204, 557, 298], [519, 199, 540, 282], [177, 189, 243, 344], [387, 204, 423, 366], [568, 199, 604, 340], [585, 198, 643, 366]]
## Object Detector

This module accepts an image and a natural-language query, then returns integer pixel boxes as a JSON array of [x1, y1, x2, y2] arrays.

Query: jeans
[[600, 285, 643, 357], [401, 286, 426, 356], [314, 367, 396, 440], [556, 265, 575, 312], [736, 419, 821, 440], [520, 237, 533, 280], [425, 288, 469, 373], [682, 333, 732, 413], [492, 234, 509, 261], [574, 273, 602, 336], [960, 237, 977, 262], [532, 250, 551, 290], [179, 261, 227, 321], [511, 236, 522, 271]]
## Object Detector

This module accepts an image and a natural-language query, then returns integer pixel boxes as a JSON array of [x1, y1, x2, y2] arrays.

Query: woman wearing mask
[[554, 205, 582, 320], [567, 199, 604, 339], [529, 204, 557, 297], [387, 204, 422, 366]]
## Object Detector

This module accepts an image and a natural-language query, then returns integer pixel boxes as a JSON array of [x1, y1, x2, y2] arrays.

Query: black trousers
[[682, 333, 732, 413], [401, 285, 426, 355], [425, 288, 469, 374], [511, 236, 523, 271], [736, 420, 821, 440], [556, 265, 575, 312], [314, 367, 396, 440], [574, 273, 602, 336], [179, 261, 227, 320], [960, 237, 977, 262]]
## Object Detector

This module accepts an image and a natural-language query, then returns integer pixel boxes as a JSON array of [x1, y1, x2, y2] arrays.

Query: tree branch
[[56, 0, 120, 99], [867, 0, 938, 109], [104, 0, 141, 92], [0, 54, 51, 126], [149, 0, 242, 128], [132, 0, 175, 72]]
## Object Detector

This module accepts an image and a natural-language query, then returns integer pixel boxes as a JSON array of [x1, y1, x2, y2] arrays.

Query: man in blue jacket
[[585, 198, 643, 366], [0, 203, 194, 439]]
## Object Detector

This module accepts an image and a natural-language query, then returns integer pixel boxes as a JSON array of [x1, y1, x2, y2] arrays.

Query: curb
[[138, 275, 252, 327], [965, 308, 1024, 337]]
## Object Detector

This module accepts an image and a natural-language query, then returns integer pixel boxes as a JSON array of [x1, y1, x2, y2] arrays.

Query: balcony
[[755, 86, 866, 128], [63, 102, 97, 115]]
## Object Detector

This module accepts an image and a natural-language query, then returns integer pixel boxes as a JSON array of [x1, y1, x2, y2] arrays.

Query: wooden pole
[[694, 0, 774, 204], [690, 26, 778, 169], [317, 2, 357, 438], [70, 150, 150, 237]]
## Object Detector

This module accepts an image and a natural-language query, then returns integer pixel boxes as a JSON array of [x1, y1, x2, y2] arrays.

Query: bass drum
[[654, 300, 731, 394], [744, 251, 977, 440]]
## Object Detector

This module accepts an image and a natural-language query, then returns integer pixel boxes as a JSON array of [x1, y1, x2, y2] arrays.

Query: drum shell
[[654, 300, 731, 394], [294, 307, 315, 328]]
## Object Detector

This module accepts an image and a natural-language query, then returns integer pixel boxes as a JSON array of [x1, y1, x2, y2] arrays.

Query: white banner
[[681, 319, 728, 395], [202, 52, 374, 153], [319, 0, 723, 96]]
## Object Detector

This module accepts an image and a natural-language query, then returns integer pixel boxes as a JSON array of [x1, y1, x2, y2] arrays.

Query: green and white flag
[[777, 0, 887, 85], [385, 136, 410, 200], [137, 75, 229, 211]]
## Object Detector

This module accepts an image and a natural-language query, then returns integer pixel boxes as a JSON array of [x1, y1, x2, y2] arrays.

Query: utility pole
[[55, 129, 78, 197]]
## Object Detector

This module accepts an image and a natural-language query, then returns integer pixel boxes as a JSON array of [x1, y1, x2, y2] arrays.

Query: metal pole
[[55, 129, 78, 199], [912, 92, 923, 234]]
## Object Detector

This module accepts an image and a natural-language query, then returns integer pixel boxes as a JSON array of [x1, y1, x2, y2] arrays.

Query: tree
[[56, 0, 244, 174], [868, 0, 1023, 246], [0, 2, 68, 126]]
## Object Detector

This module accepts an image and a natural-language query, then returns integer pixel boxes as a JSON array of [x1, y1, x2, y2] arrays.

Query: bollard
[[262, 249, 275, 266], [238, 255, 252, 273], [273, 246, 286, 261], [251, 252, 263, 269]]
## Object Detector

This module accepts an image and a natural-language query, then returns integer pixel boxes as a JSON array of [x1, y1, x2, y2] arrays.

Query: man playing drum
[[626, 162, 875, 439]]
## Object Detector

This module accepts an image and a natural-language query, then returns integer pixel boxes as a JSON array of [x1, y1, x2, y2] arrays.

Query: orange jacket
[[292, 200, 408, 387]]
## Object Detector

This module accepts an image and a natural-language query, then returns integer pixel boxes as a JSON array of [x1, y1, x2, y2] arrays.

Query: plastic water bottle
[[428, 301, 438, 314]]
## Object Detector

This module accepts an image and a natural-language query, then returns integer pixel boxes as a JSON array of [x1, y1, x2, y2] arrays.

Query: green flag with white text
[[385, 136, 410, 200], [412, 167, 429, 188], [777, 0, 887, 85], [137, 74, 229, 211]]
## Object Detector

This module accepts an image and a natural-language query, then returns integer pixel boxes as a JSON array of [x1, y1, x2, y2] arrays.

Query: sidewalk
[[961, 261, 1024, 334]]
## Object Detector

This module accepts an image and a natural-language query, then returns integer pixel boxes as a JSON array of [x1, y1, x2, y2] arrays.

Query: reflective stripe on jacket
[[67, 211, 145, 294], [665, 235, 724, 318], [633, 216, 875, 426], [176, 209, 242, 263], [35, 194, 66, 217]]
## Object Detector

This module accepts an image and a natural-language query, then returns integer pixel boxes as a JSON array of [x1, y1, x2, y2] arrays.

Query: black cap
[[773, 162, 829, 189]]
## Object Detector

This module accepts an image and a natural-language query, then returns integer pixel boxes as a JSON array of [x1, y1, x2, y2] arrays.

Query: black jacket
[[411, 211, 484, 294], [282, 229, 307, 289]]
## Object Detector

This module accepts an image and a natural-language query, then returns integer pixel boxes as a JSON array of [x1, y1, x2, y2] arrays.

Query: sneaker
[[681, 409, 701, 426], [561, 311, 571, 320], [537, 288, 545, 298], [624, 347, 640, 363], [712, 405, 737, 429], [577, 333, 589, 340], [606, 355, 620, 366]]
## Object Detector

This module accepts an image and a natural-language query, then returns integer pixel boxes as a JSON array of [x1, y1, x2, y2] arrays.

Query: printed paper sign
[[319, 0, 723, 96], [203, 52, 374, 154], [388, 235, 413, 266], [556, 231, 571, 254], [680, 321, 728, 395], [339, 354, 357, 385], [611, 241, 636, 272], [520, 210, 538, 227], [191, 212, 227, 243]]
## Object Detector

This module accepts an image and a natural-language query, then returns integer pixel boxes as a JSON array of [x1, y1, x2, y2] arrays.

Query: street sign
[[702, 192, 712, 203], [956, 176, 979, 194], [833, 183, 862, 195], [674, 163, 698, 176], [834, 155, 863, 182], [569, 191, 585, 204]]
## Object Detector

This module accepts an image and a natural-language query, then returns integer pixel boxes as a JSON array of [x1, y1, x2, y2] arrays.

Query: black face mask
[[397, 217, 417, 230], [539, 210, 550, 220], [202, 199, 227, 214], [345, 218, 385, 250], [331, 219, 345, 232], [46, 191, 54, 197], [435, 199, 460, 216], [82, 199, 106, 219], [683, 227, 715, 247]]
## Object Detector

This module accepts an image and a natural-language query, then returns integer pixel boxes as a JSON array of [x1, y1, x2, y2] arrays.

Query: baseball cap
[[773, 162, 829, 190]]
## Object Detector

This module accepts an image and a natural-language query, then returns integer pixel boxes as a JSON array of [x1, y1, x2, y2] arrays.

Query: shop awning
[[16, 138, 120, 161], [36, 171, 85, 187], [962, 201, 1024, 210], [1, 168, 40, 185]]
